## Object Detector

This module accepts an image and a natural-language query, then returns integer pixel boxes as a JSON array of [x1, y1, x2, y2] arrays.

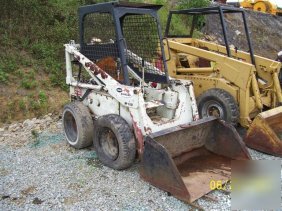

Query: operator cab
[[78, 1, 169, 86]]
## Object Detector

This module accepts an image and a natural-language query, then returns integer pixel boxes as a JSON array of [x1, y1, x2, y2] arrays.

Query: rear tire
[[197, 88, 239, 126], [93, 114, 136, 170], [63, 102, 94, 149]]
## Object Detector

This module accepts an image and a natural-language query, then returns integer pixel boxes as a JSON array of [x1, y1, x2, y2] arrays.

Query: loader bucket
[[140, 117, 250, 203], [244, 106, 282, 157]]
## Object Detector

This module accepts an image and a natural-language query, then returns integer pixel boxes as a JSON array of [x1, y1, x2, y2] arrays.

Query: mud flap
[[244, 106, 282, 157], [140, 117, 250, 203]]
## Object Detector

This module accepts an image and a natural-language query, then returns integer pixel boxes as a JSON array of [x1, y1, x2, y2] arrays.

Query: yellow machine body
[[240, 0, 282, 15]]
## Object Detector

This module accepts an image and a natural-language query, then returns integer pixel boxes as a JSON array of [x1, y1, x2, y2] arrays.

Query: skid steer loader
[[164, 6, 282, 156], [63, 2, 250, 203]]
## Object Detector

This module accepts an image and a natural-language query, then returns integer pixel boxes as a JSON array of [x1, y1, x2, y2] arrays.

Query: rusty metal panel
[[140, 117, 251, 203], [245, 107, 282, 157]]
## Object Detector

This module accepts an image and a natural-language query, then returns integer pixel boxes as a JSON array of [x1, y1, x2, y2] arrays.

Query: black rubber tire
[[197, 88, 239, 126], [63, 102, 94, 149], [93, 114, 136, 170]]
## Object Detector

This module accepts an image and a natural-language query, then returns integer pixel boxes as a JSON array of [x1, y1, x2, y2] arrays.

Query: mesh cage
[[122, 14, 165, 76], [81, 13, 123, 81]]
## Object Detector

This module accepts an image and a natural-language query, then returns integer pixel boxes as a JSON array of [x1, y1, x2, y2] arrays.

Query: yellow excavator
[[164, 6, 282, 156], [227, 0, 282, 15]]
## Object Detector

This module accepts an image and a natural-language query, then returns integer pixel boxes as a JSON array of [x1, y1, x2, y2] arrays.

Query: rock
[[0, 128, 4, 133], [35, 119, 42, 124], [45, 116, 52, 122], [2, 133, 10, 137], [56, 122, 63, 129], [34, 126, 41, 132], [235, 30, 241, 36], [48, 113, 52, 116], [23, 119, 30, 127], [8, 124, 20, 132]]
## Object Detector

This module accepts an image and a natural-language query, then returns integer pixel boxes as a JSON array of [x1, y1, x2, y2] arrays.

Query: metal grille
[[122, 14, 165, 76], [81, 13, 123, 81], [82, 13, 119, 60]]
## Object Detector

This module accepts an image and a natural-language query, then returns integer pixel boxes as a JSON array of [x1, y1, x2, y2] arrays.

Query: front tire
[[63, 102, 94, 149], [197, 88, 239, 126], [93, 114, 136, 170]]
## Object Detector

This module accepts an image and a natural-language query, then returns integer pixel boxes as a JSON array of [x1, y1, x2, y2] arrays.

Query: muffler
[[244, 106, 282, 157], [140, 117, 250, 203]]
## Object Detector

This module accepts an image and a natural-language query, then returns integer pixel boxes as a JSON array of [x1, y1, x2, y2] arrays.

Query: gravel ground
[[0, 116, 281, 210]]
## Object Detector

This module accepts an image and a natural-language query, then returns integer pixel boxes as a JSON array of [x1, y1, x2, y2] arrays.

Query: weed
[[21, 79, 37, 89], [31, 130, 40, 146], [39, 91, 47, 104], [0, 70, 9, 83], [20, 70, 37, 89], [18, 99, 27, 111], [16, 69, 24, 78], [29, 99, 41, 110]]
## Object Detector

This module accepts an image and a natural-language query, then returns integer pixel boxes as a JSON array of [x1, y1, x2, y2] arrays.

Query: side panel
[[87, 92, 119, 117]]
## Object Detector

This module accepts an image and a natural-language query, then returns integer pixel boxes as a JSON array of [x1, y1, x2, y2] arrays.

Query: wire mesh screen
[[122, 14, 165, 76], [81, 13, 123, 82]]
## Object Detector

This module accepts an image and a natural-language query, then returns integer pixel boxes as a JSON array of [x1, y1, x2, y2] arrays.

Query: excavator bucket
[[140, 117, 250, 203], [244, 107, 282, 157]]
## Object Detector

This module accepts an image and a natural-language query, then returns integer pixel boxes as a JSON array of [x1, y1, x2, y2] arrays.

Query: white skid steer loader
[[63, 1, 250, 203]]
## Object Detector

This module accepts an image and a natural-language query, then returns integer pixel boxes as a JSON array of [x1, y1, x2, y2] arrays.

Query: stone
[[56, 122, 63, 129], [23, 119, 30, 127], [8, 124, 19, 132], [45, 116, 52, 122]]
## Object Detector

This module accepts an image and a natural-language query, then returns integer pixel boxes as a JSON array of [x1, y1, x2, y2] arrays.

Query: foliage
[[177, 0, 210, 9], [21, 70, 38, 89], [0, 0, 81, 89], [0, 70, 9, 83], [39, 91, 48, 104], [177, 0, 210, 32]]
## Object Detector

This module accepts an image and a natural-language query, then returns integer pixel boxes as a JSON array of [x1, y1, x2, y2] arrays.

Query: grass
[[0, 0, 208, 126]]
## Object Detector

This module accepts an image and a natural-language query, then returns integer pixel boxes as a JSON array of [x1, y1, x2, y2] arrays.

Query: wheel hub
[[202, 101, 224, 119], [99, 128, 119, 160]]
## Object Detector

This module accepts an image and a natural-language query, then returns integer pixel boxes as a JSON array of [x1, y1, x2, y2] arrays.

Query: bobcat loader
[[63, 2, 250, 203], [164, 6, 282, 156]]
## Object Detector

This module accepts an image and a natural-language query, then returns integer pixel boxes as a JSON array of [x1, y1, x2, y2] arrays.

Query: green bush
[[39, 91, 48, 104], [178, 0, 210, 9], [20, 70, 37, 89], [19, 99, 27, 111], [31, 42, 56, 60], [0, 71, 9, 83]]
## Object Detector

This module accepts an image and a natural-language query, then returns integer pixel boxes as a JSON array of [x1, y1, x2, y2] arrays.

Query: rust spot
[[144, 127, 152, 133], [101, 71, 108, 79], [85, 62, 108, 79], [75, 55, 80, 61], [131, 113, 144, 156], [85, 62, 91, 68]]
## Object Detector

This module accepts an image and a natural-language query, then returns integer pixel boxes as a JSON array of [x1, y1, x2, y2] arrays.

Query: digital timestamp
[[209, 177, 274, 192]]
